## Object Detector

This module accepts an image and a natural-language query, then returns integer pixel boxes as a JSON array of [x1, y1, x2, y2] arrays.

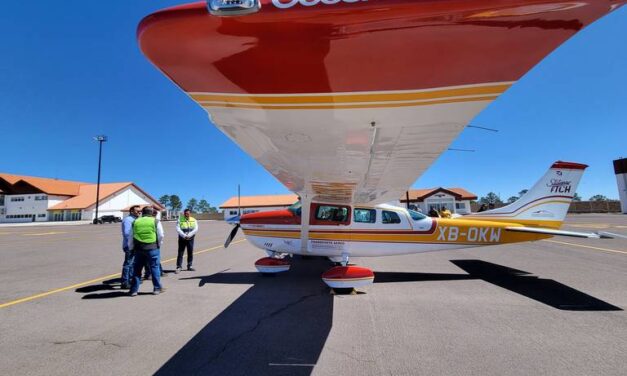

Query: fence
[[470, 201, 620, 214], [567, 201, 621, 214]]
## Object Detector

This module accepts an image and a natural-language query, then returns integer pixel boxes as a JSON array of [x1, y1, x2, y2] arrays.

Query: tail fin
[[469, 161, 587, 228]]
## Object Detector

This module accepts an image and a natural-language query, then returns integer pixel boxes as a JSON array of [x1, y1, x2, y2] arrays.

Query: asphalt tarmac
[[0, 214, 626, 376]]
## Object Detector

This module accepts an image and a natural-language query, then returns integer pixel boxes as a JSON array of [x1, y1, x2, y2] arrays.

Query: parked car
[[94, 215, 122, 224]]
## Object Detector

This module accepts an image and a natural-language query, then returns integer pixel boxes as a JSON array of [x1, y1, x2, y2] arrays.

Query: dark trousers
[[177, 236, 194, 268]]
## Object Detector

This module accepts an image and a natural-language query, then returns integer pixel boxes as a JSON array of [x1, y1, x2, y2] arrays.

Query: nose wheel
[[254, 253, 291, 274]]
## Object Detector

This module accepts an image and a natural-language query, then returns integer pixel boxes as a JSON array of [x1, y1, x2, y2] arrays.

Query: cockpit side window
[[314, 205, 349, 223], [354, 208, 376, 223], [382, 210, 401, 224]]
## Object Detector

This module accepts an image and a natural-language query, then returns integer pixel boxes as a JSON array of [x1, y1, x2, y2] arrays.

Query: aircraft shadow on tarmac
[[375, 260, 621, 311], [156, 257, 333, 376], [74, 258, 619, 374]]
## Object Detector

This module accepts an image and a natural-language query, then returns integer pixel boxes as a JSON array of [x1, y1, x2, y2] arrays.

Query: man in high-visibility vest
[[176, 209, 199, 273], [129, 206, 165, 296]]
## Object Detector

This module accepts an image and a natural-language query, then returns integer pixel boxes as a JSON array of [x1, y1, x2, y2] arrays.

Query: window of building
[[35, 195, 48, 201], [7, 214, 34, 219], [382, 210, 401, 224], [354, 208, 376, 223], [242, 209, 258, 214], [455, 202, 466, 210], [315, 205, 349, 223], [10, 197, 24, 202], [229, 210, 238, 215], [38, 214, 46, 218], [0, 195, 4, 206]]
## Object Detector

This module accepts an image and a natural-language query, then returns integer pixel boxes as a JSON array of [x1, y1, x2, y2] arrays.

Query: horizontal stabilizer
[[597, 231, 627, 239], [505, 226, 610, 239]]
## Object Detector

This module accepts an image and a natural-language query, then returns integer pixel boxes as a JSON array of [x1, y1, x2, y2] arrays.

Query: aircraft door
[[308, 203, 351, 256]]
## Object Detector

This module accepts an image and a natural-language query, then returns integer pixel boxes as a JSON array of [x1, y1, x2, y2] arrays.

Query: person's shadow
[[76, 270, 176, 299]]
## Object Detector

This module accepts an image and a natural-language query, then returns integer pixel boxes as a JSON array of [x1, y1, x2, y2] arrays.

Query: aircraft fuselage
[[240, 203, 549, 258]]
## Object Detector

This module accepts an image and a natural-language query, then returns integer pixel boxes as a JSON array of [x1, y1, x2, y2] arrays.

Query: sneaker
[[175, 267, 181, 274], [153, 288, 166, 295], [187, 267, 196, 272], [129, 292, 138, 297]]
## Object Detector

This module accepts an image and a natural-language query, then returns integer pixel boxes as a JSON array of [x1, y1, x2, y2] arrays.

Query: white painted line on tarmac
[[0, 239, 246, 309], [563, 224, 609, 229], [268, 363, 316, 367], [542, 239, 627, 255]]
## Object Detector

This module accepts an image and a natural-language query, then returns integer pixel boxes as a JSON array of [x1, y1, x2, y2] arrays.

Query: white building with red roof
[[400, 188, 478, 214], [0, 173, 162, 223]]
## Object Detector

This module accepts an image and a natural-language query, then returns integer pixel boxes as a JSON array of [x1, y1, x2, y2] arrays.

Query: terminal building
[[0, 173, 162, 223], [400, 188, 477, 214], [219, 187, 477, 219]]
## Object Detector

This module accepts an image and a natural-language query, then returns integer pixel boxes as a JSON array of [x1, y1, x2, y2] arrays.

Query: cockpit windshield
[[408, 209, 427, 221], [288, 201, 302, 216]]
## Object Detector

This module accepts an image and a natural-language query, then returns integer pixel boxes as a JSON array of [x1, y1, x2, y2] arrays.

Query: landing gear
[[322, 253, 374, 292], [254, 251, 291, 274]]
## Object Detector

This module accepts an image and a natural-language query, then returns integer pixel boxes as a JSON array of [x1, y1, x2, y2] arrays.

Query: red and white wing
[[138, 0, 623, 204]]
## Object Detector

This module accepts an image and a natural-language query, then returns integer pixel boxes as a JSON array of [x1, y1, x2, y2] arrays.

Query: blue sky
[[0, 1, 625, 208]]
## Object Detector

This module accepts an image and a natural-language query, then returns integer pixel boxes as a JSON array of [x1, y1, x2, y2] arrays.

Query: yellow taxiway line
[[542, 239, 627, 255], [0, 239, 245, 310], [21, 231, 67, 236]]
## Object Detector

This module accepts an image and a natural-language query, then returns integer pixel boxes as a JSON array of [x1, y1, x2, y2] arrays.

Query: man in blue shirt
[[121, 205, 141, 289]]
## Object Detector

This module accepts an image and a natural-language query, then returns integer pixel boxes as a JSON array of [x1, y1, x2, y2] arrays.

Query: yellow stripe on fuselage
[[243, 224, 550, 245], [461, 217, 563, 229]]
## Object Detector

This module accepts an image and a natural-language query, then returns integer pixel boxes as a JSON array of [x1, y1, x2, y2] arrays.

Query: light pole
[[93, 135, 107, 224]]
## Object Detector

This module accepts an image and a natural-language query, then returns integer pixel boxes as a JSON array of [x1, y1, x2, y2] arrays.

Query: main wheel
[[322, 265, 374, 289]]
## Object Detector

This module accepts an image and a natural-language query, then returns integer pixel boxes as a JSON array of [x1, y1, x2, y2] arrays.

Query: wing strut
[[300, 195, 311, 253]]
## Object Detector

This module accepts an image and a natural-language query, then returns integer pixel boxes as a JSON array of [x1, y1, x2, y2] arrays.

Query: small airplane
[[138, 0, 624, 290], [224, 161, 611, 289]]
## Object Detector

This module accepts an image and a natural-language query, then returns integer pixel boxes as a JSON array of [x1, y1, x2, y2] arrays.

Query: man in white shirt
[[176, 209, 199, 273]]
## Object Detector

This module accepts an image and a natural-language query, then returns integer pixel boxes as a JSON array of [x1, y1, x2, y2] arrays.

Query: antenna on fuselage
[[448, 148, 476, 152], [467, 124, 499, 132]]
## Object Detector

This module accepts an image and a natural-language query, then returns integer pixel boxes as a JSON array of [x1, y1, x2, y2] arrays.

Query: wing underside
[[138, 0, 624, 204]]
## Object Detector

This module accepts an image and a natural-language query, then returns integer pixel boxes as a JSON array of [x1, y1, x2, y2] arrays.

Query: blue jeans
[[130, 249, 162, 293], [121, 249, 135, 286]]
